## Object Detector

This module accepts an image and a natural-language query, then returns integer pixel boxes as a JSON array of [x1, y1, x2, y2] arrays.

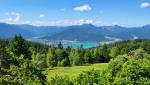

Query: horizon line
[[0, 22, 149, 28]]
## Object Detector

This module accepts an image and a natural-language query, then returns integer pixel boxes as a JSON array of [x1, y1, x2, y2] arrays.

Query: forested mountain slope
[[0, 23, 150, 42]]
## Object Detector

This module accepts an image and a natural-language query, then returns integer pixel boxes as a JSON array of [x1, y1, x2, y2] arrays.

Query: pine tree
[[0, 39, 9, 68], [8, 35, 31, 59], [47, 48, 57, 67], [57, 42, 63, 49]]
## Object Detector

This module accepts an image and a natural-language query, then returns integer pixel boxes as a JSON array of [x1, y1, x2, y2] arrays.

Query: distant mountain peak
[[113, 25, 121, 27], [1, 23, 150, 42], [143, 25, 150, 28], [82, 24, 94, 26], [80, 24, 97, 28]]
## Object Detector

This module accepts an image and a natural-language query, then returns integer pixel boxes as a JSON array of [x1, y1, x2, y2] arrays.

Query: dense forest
[[0, 35, 150, 85]]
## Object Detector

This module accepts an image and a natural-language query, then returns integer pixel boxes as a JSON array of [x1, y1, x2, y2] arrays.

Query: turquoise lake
[[63, 42, 99, 48]]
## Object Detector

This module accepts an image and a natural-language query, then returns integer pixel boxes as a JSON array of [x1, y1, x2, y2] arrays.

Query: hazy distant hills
[[0, 23, 34, 38], [42, 24, 108, 42], [41, 24, 150, 42], [0, 23, 69, 38], [0, 23, 150, 42]]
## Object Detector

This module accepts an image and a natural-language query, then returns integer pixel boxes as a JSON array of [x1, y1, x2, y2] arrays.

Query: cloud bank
[[74, 5, 92, 12], [39, 14, 45, 18], [140, 2, 150, 8], [0, 12, 21, 24], [25, 19, 102, 26]]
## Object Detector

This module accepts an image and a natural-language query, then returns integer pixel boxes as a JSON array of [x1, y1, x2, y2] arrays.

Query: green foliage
[[69, 48, 81, 65], [105, 48, 150, 84], [75, 69, 104, 85], [0, 35, 46, 85], [0, 39, 10, 68], [109, 39, 150, 56], [0, 58, 45, 85], [114, 59, 150, 84], [100, 44, 110, 62], [7, 35, 31, 59], [57, 42, 63, 49], [46, 63, 108, 85], [47, 48, 57, 67], [32, 53, 47, 69], [47, 74, 73, 85], [109, 47, 119, 58], [1, 34, 150, 85]]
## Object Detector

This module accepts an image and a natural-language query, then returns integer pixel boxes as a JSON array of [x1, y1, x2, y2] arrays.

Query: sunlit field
[[46, 63, 108, 81]]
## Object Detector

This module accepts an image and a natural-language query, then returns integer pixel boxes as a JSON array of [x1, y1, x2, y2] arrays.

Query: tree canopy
[[1, 35, 150, 84]]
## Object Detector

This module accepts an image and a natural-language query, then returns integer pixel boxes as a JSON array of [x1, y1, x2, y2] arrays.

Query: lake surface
[[63, 42, 99, 48]]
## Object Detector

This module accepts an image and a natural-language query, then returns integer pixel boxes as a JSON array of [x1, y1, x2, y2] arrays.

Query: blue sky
[[0, 0, 150, 26]]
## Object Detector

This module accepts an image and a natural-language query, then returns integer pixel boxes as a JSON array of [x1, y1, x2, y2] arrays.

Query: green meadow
[[46, 63, 108, 81]]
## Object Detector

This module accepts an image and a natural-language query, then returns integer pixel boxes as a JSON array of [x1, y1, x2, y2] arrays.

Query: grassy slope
[[46, 63, 108, 81]]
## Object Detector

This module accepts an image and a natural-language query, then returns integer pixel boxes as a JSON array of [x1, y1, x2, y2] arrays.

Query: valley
[[1, 23, 150, 43], [1, 0, 150, 84], [1, 23, 150, 48]]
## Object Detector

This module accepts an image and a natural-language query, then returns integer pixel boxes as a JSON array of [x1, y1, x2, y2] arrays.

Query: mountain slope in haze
[[0, 23, 150, 42], [42, 24, 150, 42], [19, 25, 70, 37], [0, 23, 70, 38], [107, 25, 150, 40], [42, 24, 109, 42], [101, 25, 134, 40], [0, 23, 35, 38]]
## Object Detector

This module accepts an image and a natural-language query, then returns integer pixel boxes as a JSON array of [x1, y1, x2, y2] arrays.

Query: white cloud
[[25, 19, 102, 26], [0, 12, 21, 24], [74, 5, 92, 12], [78, 19, 94, 24], [0, 12, 102, 26], [75, 19, 102, 26], [39, 14, 45, 18], [11, 12, 21, 22], [140, 2, 150, 8]]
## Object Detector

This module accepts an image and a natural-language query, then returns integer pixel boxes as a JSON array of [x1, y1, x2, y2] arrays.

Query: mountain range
[[0, 23, 150, 42]]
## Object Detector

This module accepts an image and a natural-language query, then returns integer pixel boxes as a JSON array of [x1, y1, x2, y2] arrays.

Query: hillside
[[42, 24, 108, 42], [0, 23, 35, 38], [0, 23, 150, 42], [1, 35, 150, 84]]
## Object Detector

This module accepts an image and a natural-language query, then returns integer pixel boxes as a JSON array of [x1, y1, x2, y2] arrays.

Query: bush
[[47, 74, 73, 85], [75, 69, 105, 85], [105, 48, 150, 84]]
